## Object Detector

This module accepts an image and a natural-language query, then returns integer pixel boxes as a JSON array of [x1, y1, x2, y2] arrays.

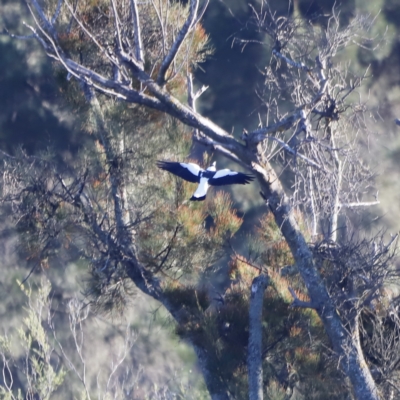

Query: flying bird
[[157, 160, 254, 201]]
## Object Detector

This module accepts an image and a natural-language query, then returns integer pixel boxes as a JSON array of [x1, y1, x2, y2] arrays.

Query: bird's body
[[157, 161, 254, 201]]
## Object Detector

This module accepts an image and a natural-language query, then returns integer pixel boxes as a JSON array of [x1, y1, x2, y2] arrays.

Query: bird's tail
[[190, 195, 206, 201]]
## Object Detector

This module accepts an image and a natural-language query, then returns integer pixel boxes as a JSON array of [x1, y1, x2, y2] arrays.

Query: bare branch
[[187, 73, 208, 109], [272, 49, 311, 72], [328, 132, 342, 242], [129, 0, 144, 65], [192, 0, 210, 28], [51, 0, 64, 25], [265, 136, 323, 169], [308, 168, 318, 238], [193, 133, 250, 170], [22, 21, 51, 50], [29, 0, 58, 38], [63, 0, 119, 68], [245, 109, 304, 144], [157, 0, 201, 85], [288, 287, 318, 309], [110, 0, 123, 52], [248, 274, 269, 400], [340, 201, 380, 208], [1, 28, 35, 40]]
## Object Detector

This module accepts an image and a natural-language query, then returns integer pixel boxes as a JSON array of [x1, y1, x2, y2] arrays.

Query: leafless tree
[[3, 0, 400, 399]]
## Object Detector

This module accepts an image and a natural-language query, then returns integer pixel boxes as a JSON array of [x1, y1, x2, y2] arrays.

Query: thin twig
[[288, 287, 318, 309], [157, 0, 200, 85], [51, 0, 64, 25]]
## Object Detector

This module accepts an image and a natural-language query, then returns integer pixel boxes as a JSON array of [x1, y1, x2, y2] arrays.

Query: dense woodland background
[[1, 0, 400, 398]]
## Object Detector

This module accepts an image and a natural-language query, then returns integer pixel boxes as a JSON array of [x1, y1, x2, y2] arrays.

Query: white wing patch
[[182, 162, 203, 177], [192, 178, 209, 198], [212, 169, 238, 179]]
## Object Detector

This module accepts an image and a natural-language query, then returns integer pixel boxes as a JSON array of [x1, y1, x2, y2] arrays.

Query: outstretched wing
[[157, 161, 202, 183], [208, 169, 254, 186]]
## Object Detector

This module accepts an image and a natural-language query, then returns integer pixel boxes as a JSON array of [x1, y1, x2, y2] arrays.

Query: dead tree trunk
[[255, 160, 379, 400], [248, 274, 269, 400]]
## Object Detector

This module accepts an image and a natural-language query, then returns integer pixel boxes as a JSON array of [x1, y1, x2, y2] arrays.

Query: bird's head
[[207, 161, 217, 171]]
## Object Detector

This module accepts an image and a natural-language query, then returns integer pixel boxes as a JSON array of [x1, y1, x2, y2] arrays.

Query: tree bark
[[248, 274, 269, 400], [194, 345, 230, 400], [254, 158, 379, 400]]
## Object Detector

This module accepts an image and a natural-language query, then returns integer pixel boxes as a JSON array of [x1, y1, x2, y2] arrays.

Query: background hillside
[[1, 0, 400, 397]]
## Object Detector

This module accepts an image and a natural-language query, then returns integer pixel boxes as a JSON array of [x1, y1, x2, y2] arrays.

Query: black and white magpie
[[157, 161, 254, 201]]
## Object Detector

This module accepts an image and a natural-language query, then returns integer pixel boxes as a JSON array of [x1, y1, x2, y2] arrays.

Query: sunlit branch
[[110, 0, 123, 52], [329, 133, 342, 242], [22, 18, 153, 107], [245, 109, 304, 144], [24, 0, 243, 155], [266, 136, 322, 169], [106, 326, 135, 393], [337, 65, 371, 105], [51, 0, 64, 25], [1, 350, 14, 393], [157, 0, 201, 85], [64, 0, 120, 69], [0, 28, 35, 40], [193, 133, 250, 170], [187, 73, 208, 110], [24, 9, 85, 83], [150, 0, 165, 59], [29, 0, 58, 38], [315, 55, 326, 82], [288, 287, 317, 309], [192, 0, 210, 27], [309, 168, 318, 238], [272, 49, 311, 72], [339, 201, 380, 208], [61, 59, 161, 108], [188, 73, 208, 153], [129, 0, 144, 64], [22, 21, 50, 50]]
